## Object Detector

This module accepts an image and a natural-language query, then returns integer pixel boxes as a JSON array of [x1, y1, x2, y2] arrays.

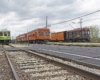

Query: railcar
[[16, 28, 50, 44], [0, 29, 11, 45], [65, 28, 90, 42], [51, 28, 90, 42], [51, 32, 64, 41]]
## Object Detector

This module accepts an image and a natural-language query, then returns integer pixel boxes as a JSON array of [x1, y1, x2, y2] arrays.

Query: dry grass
[[48, 42, 100, 47]]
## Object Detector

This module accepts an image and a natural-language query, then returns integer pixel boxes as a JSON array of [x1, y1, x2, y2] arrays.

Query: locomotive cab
[[0, 30, 11, 45]]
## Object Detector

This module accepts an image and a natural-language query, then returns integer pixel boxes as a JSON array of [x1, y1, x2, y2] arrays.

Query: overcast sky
[[0, 0, 100, 39]]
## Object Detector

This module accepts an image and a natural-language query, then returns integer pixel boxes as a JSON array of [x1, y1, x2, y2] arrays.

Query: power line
[[47, 0, 85, 19], [71, 18, 100, 24], [48, 9, 100, 26], [69, 24, 75, 29], [56, 0, 85, 13], [83, 18, 100, 22]]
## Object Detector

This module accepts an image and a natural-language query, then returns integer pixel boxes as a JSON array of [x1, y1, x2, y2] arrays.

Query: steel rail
[[2, 45, 19, 80], [30, 49, 100, 69], [23, 49, 100, 80], [9, 44, 100, 69]]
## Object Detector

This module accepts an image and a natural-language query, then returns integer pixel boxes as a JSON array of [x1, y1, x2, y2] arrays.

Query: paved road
[[28, 44, 100, 66], [4, 44, 100, 66]]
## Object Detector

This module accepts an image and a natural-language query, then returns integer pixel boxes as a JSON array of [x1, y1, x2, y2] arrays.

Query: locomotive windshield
[[0, 32, 3, 36], [39, 32, 43, 36], [46, 32, 49, 36], [8, 32, 10, 36], [4, 32, 7, 36]]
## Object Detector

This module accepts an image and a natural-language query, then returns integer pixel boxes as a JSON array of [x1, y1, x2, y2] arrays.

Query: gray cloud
[[0, 0, 100, 38]]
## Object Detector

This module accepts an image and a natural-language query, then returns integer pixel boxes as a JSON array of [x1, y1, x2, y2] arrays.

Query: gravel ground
[[10, 44, 29, 47], [9, 44, 100, 79], [29, 50, 100, 75], [0, 51, 14, 80], [8, 51, 88, 80]]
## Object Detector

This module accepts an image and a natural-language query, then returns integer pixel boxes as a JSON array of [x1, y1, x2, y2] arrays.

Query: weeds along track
[[8, 51, 88, 80]]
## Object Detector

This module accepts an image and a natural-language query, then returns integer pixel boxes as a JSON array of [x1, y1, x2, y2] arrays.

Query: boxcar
[[51, 32, 64, 41], [65, 28, 90, 42]]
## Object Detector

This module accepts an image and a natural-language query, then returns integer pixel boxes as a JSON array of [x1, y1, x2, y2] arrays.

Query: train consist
[[16, 27, 90, 43], [16, 28, 50, 44], [51, 28, 90, 42], [0, 29, 11, 44]]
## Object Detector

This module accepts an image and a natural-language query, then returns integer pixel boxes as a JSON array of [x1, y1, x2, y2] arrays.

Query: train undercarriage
[[0, 40, 10, 45]]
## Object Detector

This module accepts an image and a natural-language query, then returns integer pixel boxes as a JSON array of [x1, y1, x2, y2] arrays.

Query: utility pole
[[27, 29, 29, 46], [80, 18, 83, 41], [44, 16, 48, 43], [46, 16, 48, 28]]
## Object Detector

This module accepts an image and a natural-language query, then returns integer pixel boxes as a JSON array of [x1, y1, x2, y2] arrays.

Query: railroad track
[[0, 45, 15, 80], [8, 50, 86, 80], [1, 45, 29, 80], [23, 49, 100, 80], [1, 44, 100, 80]]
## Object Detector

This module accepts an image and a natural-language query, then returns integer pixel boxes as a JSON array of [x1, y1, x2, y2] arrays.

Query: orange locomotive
[[16, 28, 50, 44]]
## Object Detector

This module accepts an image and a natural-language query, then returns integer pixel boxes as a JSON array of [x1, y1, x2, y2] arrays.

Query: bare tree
[[89, 26, 100, 42]]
